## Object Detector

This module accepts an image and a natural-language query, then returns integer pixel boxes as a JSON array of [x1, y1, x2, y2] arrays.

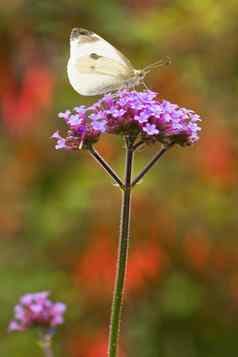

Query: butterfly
[[67, 28, 170, 96]]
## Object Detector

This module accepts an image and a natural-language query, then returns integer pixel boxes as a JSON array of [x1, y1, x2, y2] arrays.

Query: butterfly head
[[134, 69, 146, 84]]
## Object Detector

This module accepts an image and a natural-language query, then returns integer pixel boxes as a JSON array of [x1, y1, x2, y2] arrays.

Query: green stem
[[108, 137, 134, 357]]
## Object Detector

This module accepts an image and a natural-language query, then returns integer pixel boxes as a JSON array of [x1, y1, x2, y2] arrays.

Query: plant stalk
[[108, 137, 134, 357]]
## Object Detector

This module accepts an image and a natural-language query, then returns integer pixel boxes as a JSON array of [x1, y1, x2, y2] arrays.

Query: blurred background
[[1, 0, 238, 356]]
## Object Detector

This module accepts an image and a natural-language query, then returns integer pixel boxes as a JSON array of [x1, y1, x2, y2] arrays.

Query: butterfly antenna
[[144, 57, 171, 73]]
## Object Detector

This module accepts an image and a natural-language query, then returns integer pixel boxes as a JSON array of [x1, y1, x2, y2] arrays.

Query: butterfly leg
[[142, 80, 150, 90], [110, 91, 120, 99], [109, 84, 127, 98]]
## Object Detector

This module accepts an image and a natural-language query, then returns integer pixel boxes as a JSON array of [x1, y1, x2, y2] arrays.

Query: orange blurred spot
[[212, 245, 238, 274], [96, 136, 118, 161], [152, 69, 201, 107], [196, 123, 237, 187], [183, 231, 211, 273], [133, 196, 177, 247], [75, 237, 116, 298], [229, 274, 238, 304], [127, 240, 166, 293]]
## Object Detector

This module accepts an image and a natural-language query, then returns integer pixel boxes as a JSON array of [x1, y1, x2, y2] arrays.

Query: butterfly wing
[[69, 28, 134, 67], [67, 52, 134, 95], [67, 28, 135, 96]]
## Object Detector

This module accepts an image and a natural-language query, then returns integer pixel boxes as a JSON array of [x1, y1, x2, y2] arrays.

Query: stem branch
[[132, 140, 144, 151], [89, 146, 124, 189], [131, 143, 174, 187]]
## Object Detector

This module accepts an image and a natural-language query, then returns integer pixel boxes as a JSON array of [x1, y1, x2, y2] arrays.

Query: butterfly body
[[67, 28, 145, 96]]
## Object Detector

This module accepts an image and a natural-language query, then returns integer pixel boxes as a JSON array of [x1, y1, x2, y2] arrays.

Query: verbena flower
[[8, 292, 66, 332], [52, 90, 201, 150]]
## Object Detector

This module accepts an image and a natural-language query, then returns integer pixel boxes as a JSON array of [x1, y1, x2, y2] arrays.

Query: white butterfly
[[67, 28, 169, 96]]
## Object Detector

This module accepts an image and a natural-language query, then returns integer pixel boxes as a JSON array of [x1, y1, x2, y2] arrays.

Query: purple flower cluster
[[9, 292, 66, 332], [52, 90, 201, 150]]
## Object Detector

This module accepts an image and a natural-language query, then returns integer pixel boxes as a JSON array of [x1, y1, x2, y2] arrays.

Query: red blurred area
[[74, 229, 167, 299], [196, 123, 237, 188], [183, 231, 211, 273], [2, 64, 54, 134]]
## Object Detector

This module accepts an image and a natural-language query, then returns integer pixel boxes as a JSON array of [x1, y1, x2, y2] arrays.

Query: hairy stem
[[108, 137, 134, 357]]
